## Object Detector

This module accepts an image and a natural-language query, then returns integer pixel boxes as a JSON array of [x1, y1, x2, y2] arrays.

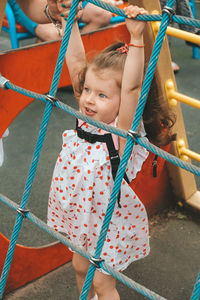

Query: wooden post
[[0, 0, 7, 31], [130, 0, 200, 209]]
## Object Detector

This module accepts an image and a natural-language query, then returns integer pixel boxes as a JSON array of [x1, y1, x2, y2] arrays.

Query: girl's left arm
[[118, 6, 147, 155]]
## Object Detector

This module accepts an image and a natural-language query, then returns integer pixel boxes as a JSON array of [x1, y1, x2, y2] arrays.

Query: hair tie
[[116, 43, 129, 54]]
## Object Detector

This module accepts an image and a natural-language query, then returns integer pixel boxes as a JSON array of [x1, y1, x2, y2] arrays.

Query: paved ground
[[3, 208, 200, 300], [1, 3, 200, 300]]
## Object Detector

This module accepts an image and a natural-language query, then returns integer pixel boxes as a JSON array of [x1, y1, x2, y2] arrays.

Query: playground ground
[[0, 4, 200, 299]]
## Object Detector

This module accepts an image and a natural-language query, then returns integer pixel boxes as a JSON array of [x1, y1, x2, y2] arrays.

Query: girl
[[48, 3, 175, 300]]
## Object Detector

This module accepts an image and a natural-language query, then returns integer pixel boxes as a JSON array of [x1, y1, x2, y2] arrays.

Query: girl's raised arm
[[59, 2, 87, 98], [118, 6, 147, 155]]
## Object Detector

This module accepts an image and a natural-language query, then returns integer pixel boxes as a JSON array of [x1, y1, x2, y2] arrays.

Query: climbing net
[[0, 0, 200, 299]]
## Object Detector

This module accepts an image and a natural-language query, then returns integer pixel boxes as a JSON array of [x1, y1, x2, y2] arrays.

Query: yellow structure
[[177, 139, 200, 162], [153, 21, 200, 45], [165, 79, 200, 109]]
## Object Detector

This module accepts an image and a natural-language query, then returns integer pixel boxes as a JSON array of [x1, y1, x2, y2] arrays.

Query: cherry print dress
[[47, 119, 150, 272]]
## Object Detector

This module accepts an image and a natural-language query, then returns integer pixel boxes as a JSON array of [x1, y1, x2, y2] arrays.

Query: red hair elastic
[[117, 43, 129, 54]]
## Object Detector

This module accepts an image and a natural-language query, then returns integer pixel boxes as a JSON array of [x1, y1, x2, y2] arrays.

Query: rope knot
[[127, 129, 140, 145], [17, 207, 30, 218], [89, 256, 104, 269], [0, 74, 10, 90], [46, 94, 59, 106], [162, 6, 175, 21]]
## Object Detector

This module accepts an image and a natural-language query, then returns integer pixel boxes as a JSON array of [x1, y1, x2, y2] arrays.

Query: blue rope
[[2, 78, 200, 177], [0, 101, 54, 299], [87, 0, 200, 29], [50, 0, 80, 96], [191, 272, 200, 300], [0, 193, 166, 299], [80, 0, 176, 299], [0, 0, 79, 298]]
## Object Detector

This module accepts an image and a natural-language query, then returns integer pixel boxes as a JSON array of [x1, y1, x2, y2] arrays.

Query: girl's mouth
[[85, 107, 96, 116]]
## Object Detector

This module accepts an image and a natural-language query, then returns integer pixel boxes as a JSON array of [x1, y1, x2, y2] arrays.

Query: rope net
[[0, 0, 200, 299]]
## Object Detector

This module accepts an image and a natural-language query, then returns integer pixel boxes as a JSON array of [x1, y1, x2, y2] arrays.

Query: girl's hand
[[124, 5, 147, 40]]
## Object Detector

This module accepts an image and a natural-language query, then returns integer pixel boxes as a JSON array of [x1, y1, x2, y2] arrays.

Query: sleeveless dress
[[47, 119, 150, 272]]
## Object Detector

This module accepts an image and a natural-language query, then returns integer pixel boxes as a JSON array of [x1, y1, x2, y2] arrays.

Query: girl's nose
[[86, 93, 95, 104]]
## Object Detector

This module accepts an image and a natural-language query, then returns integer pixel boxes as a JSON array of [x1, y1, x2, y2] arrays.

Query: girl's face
[[79, 66, 121, 124]]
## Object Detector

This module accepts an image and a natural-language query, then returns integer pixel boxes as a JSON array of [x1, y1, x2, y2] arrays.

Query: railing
[[165, 79, 200, 109], [152, 20, 200, 45]]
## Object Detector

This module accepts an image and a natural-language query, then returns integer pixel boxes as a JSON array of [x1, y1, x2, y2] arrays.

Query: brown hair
[[76, 42, 176, 147], [143, 69, 176, 146]]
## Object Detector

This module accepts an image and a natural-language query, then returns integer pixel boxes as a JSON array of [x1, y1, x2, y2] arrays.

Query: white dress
[[47, 120, 150, 272]]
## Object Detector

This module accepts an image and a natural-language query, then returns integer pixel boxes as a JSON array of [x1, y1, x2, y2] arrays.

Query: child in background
[[48, 3, 175, 299]]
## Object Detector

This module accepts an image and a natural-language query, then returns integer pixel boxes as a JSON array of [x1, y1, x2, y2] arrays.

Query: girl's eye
[[99, 93, 106, 99], [84, 87, 90, 93]]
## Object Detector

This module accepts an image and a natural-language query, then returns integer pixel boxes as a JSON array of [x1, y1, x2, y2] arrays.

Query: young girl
[[48, 3, 175, 300]]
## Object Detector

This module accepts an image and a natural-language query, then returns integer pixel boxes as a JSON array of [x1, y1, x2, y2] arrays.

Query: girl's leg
[[72, 253, 95, 299], [93, 270, 120, 300]]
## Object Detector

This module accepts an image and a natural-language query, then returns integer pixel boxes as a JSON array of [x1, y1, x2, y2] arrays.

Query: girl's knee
[[93, 270, 116, 295], [72, 253, 90, 276]]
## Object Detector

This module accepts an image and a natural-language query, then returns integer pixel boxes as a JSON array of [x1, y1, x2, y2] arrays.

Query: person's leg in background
[[8, 0, 61, 42], [80, 0, 112, 34], [175, 0, 200, 48]]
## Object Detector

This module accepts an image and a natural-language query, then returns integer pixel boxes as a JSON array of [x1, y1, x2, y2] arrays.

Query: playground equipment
[[0, 0, 200, 299]]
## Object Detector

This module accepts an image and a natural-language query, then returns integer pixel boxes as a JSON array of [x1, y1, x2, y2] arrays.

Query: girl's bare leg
[[93, 270, 120, 300], [72, 253, 95, 299]]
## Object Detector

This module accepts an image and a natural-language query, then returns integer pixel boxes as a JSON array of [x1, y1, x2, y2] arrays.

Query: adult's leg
[[8, 0, 61, 41], [175, 0, 200, 47], [80, 3, 112, 34], [175, 0, 195, 32], [93, 270, 120, 300], [35, 23, 61, 41], [72, 253, 95, 299]]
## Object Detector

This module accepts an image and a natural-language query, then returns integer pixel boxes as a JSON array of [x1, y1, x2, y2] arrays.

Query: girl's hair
[[143, 70, 176, 146], [77, 41, 126, 95], [77, 41, 176, 147]]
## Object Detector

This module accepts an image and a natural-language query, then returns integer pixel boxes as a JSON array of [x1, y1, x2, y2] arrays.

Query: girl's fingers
[[124, 5, 148, 18]]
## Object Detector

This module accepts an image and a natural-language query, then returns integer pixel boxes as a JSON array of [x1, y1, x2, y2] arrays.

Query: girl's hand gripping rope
[[124, 5, 147, 44]]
